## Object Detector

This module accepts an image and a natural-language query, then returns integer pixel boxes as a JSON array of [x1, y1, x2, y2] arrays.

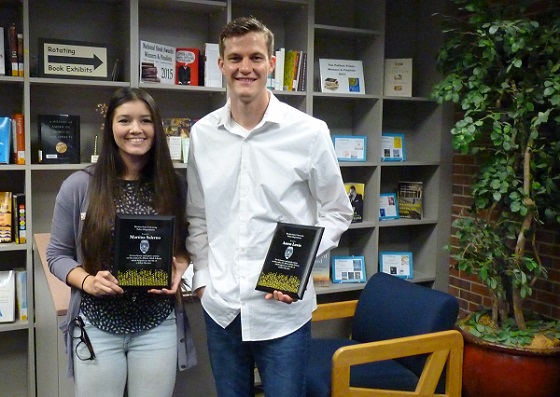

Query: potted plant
[[431, 0, 560, 395]]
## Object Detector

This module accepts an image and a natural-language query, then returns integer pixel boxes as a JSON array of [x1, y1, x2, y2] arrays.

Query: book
[[12, 193, 26, 244], [274, 48, 285, 91], [175, 47, 199, 86], [311, 251, 330, 287], [333, 135, 367, 162], [38, 114, 80, 164], [331, 256, 366, 283], [204, 43, 222, 87], [113, 214, 175, 288], [15, 269, 27, 321], [297, 52, 307, 92], [384, 58, 413, 97], [283, 50, 298, 92], [397, 181, 423, 219], [379, 193, 399, 220], [255, 222, 325, 299], [0, 270, 15, 323], [379, 251, 414, 279], [0, 117, 11, 164], [0, 192, 12, 242], [8, 23, 18, 77], [319, 58, 365, 94], [140, 40, 175, 85], [292, 51, 302, 91], [11, 113, 25, 164], [381, 133, 405, 161], [0, 27, 5, 75], [17, 33, 23, 77], [344, 183, 364, 223]]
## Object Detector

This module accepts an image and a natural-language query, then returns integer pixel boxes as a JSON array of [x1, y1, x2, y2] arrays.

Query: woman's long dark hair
[[81, 87, 187, 273]]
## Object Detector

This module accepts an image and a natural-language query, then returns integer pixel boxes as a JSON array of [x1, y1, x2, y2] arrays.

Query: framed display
[[379, 193, 399, 220], [379, 251, 413, 279], [381, 133, 405, 161], [333, 135, 367, 162], [331, 256, 366, 283]]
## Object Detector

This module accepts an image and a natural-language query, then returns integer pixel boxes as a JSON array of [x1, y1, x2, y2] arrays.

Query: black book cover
[[38, 114, 80, 164], [113, 214, 175, 288], [256, 222, 324, 299]]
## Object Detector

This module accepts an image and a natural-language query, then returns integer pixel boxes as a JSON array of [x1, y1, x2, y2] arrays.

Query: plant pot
[[460, 328, 560, 397]]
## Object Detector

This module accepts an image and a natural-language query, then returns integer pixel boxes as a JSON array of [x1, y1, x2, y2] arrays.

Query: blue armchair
[[306, 271, 463, 397]]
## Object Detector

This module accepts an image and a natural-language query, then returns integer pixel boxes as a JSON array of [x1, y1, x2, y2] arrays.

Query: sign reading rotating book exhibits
[[255, 223, 324, 300], [113, 214, 175, 288]]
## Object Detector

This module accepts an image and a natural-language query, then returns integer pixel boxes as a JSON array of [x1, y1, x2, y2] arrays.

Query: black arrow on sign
[[48, 54, 103, 70]]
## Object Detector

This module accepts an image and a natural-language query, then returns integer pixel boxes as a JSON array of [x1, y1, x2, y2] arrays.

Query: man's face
[[218, 31, 275, 104]]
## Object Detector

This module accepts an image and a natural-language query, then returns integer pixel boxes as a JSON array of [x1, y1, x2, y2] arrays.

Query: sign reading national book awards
[[39, 39, 108, 80], [113, 214, 175, 289], [256, 223, 324, 299], [140, 40, 175, 85]]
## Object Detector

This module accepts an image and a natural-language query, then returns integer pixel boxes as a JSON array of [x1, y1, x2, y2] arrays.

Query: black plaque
[[255, 222, 325, 299], [113, 214, 175, 288]]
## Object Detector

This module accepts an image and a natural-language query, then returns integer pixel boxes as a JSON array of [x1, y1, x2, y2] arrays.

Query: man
[[186, 16, 353, 397]]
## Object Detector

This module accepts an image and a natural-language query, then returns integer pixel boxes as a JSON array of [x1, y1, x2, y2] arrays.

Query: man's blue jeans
[[204, 312, 311, 397]]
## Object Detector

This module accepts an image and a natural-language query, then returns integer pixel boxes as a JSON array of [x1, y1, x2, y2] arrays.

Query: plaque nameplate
[[113, 214, 175, 288], [256, 222, 324, 299]]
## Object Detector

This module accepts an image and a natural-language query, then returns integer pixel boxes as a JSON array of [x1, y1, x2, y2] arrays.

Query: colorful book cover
[[344, 182, 365, 223], [175, 48, 199, 86], [398, 181, 423, 219], [38, 114, 80, 164], [11, 113, 25, 164]]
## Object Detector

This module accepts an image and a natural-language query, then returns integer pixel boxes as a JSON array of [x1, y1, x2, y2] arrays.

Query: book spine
[[297, 52, 307, 92], [274, 48, 285, 91], [12, 194, 26, 244], [15, 269, 27, 321], [0, 117, 11, 164], [12, 113, 24, 164], [8, 23, 18, 77], [292, 51, 301, 91], [17, 33, 23, 77], [0, 27, 5, 76], [283, 50, 297, 92], [0, 192, 13, 242]]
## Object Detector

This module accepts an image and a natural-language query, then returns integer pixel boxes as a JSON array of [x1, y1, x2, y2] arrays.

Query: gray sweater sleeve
[[47, 169, 90, 283]]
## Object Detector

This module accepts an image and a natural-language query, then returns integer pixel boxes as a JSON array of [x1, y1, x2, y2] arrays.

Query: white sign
[[41, 40, 108, 79], [140, 40, 175, 85]]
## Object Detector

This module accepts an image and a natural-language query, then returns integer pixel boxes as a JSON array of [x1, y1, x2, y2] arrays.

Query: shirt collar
[[217, 90, 284, 132]]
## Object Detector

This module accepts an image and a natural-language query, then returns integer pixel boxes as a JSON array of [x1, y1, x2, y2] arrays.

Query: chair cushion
[[306, 338, 419, 397]]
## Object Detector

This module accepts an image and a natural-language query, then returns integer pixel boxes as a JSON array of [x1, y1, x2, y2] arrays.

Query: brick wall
[[447, 152, 560, 320]]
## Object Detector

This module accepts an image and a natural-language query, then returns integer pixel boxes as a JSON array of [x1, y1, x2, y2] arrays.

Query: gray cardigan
[[46, 168, 196, 377]]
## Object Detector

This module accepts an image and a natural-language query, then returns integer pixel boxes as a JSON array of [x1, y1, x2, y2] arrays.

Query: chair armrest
[[331, 330, 464, 397], [312, 300, 358, 322]]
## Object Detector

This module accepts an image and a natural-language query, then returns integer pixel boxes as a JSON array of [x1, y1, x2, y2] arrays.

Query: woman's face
[[112, 99, 155, 164]]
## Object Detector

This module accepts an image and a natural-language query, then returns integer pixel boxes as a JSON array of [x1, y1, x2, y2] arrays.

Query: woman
[[47, 87, 195, 397]]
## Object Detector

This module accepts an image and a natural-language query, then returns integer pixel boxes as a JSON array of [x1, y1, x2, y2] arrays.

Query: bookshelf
[[0, 1, 452, 395]]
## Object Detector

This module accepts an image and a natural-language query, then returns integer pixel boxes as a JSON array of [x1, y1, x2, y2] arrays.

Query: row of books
[[140, 41, 222, 88], [0, 269, 27, 323], [0, 114, 25, 165], [311, 251, 413, 287], [267, 48, 307, 92], [0, 192, 26, 244], [0, 23, 24, 77], [343, 181, 423, 223]]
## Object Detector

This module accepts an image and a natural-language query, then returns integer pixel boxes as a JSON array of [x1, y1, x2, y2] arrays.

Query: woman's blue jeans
[[204, 312, 311, 397], [72, 312, 177, 397]]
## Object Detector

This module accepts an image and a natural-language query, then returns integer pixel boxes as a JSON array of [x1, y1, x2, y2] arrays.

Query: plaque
[[255, 222, 324, 299], [113, 214, 175, 288]]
